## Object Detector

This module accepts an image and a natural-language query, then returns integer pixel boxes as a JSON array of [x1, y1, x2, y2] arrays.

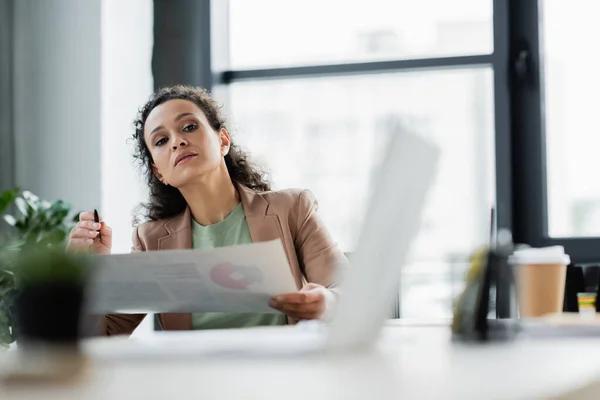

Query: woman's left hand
[[269, 283, 335, 320]]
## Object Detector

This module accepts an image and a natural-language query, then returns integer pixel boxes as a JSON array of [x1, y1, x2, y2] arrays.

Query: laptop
[[89, 120, 441, 359]]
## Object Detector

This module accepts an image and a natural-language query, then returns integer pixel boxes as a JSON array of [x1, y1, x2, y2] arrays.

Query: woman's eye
[[183, 124, 197, 132], [155, 138, 167, 146]]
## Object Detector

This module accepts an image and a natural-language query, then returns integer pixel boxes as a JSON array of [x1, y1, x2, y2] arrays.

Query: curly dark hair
[[132, 85, 271, 223]]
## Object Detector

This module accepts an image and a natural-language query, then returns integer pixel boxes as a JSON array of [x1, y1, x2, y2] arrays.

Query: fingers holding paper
[[67, 211, 112, 254], [269, 283, 334, 320]]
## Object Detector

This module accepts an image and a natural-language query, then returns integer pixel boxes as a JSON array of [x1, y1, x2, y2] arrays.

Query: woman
[[68, 85, 347, 335]]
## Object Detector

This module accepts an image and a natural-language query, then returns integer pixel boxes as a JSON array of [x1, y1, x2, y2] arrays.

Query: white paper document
[[86, 240, 297, 314]]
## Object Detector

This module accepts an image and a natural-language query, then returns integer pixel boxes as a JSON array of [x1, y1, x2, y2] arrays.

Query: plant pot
[[12, 282, 85, 348]]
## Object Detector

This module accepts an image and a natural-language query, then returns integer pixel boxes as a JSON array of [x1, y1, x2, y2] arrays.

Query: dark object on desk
[[477, 236, 519, 341], [12, 248, 89, 348], [13, 283, 85, 346], [597, 277, 600, 313], [563, 264, 600, 312], [3, 249, 90, 385], [488, 207, 512, 319], [4, 284, 89, 385], [452, 229, 519, 342], [563, 264, 584, 312], [584, 265, 600, 293]]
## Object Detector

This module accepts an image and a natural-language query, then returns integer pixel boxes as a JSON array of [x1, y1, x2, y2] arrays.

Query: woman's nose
[[171, 137, 188, 150]]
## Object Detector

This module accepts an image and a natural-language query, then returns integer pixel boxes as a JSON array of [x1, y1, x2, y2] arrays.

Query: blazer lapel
[[238, 184, 303, 286], [238, 184, 284, 243], [158, 207, 192, 250], [159, 187, 282, 248]]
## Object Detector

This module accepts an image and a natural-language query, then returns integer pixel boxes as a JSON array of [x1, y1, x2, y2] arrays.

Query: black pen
[[93, 209, 102, 241]]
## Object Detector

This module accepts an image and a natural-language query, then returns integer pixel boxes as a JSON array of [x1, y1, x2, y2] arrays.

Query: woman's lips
[[174, 153, 198, 166]]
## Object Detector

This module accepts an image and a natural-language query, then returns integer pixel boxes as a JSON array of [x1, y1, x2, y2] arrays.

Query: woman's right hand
[[67, 211, 112, 255]]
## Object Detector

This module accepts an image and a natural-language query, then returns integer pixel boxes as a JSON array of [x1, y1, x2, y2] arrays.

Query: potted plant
[[12, 246, 90, 349], [0, 189, 80, 349]]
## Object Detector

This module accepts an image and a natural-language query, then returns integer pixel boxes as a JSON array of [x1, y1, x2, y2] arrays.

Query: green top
[[191, 203, 287, 329]]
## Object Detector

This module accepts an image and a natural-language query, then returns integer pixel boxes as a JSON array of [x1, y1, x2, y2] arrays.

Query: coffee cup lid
[[509, 245, 571, 265]]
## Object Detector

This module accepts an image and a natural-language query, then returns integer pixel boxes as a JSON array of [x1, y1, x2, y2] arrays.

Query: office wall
[[0, 0, 15, 194], [13, 0, 102, 212]]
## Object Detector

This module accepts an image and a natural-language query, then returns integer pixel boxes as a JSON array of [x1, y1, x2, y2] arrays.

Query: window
[[508, 0, 600, 264], [225, 69, 495, 253], [229, 0, 493, 68], [543, 0, 600, 238], [213, 0, 503, 318], [225, 70, 495, 318]]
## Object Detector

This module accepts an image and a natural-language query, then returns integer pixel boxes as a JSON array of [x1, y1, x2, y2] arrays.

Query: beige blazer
[[103, 184, 347, 335]]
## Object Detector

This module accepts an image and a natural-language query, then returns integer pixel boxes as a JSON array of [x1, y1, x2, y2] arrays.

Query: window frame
[[509, 0, 600, 264]]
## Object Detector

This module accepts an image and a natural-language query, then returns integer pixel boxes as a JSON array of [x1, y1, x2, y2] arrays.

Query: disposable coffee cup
[[509, 246, 570, 318]]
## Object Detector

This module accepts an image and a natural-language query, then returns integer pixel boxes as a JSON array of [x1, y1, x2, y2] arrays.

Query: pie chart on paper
[[209, 262, 264, 290]]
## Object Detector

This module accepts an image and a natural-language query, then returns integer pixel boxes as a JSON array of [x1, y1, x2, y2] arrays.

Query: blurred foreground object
[[1, 247, 91, 384], [510, 246, 570, 318], [452, 229, 519, 341], [0, 188, 78, 348], [577, 292, 596, 319], [12, 247, 90, 346]]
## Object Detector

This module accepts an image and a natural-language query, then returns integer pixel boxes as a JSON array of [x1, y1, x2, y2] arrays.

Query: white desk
[[2, 321, 600, 400]]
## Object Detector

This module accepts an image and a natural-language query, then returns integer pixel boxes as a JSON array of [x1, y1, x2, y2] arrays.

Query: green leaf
[[3, 214, 16, 226], [52, 200, 71, 215], [2, 238, 24, 252], [0, 188, 19, 208], [49, 208, 69, 227], [22, 191, 40, 211], [37, 229, 67, 247], [0, 287, 15, 346], [0, 279, 15, 297], [0, 188, 19, 215], [0, 308, 14, 347], [0, 269, 15, 278], [14, 197, 30, 218]]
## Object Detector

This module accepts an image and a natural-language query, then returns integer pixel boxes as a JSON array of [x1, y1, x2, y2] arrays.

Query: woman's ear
[[152, 164, 168, 185], [219, 128, 231, 156]]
